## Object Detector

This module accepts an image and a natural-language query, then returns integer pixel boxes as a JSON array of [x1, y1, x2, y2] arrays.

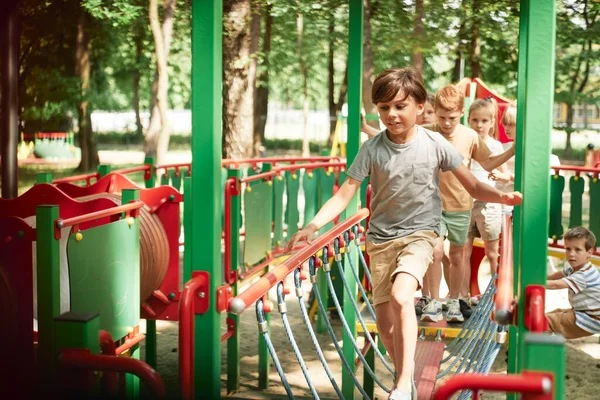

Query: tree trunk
[[565, 104, 574, 159], [413, 0, 424, 73], [253, 3, 272, 157], [133, 28, 144, 140], [297, 7, 310, 157], [75, 8, 98, 172], [469, 0, 482, 78], [249, 1, 261, 157], [328, 14, 336, 142], [327, 62, 348, 148], [223, 0, 254, 159], [145, 0, 176, 163], [362, 0, 378, 129]]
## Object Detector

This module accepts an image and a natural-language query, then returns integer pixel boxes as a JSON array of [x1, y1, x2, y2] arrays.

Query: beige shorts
[[366, 230, 437, 306], [546, 308, 593, 339], [468, 201, 502, 241]]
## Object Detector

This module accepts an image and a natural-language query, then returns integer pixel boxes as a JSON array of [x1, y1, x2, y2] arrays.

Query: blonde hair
[[435, 85, 464, 112], [501, 103, 517, 126], [468, 97, 498, 138]]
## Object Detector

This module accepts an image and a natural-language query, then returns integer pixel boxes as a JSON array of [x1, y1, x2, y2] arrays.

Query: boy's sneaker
[[421, 299, 443, 322], [446, 299, 464, 322], [459, 299, 473, 319], [470, 294, 482, 306], [415, 296, 430, 316]]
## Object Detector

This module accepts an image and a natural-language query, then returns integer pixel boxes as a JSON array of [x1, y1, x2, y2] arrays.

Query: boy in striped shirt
[[546, 227, 600, 338]]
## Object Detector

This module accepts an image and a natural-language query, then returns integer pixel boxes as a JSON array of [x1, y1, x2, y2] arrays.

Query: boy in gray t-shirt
[[285, 67, 522, 400]]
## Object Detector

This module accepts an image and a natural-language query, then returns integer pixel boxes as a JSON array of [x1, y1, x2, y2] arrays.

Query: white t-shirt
[[495, 142, 515, 195], [470, 136, 504, 187]]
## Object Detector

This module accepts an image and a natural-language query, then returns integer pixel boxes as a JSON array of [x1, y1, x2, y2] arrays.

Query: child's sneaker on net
[[420, 299, 443, 322], [446, 299, 465, 322], [459, 299, 473, 319], [415, 295, 430, 316]]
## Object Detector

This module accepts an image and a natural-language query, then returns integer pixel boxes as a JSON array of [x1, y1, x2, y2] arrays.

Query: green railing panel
[[302, 171, 319, 228], [568, 176, 585, 229], [589, 177, 600, 246], [243, 180, 273, 267], [170, 169, 182, 192], [67, 218, 140, 340], [319, 170, 336, 233], [273, 174, 285, 247], [160, 172, 169, 186], [548, 175, 564, 239], [285, 171, 300, 240]]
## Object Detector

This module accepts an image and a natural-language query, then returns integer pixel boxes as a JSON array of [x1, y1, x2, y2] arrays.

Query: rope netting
[[231, 212, 508, 399]]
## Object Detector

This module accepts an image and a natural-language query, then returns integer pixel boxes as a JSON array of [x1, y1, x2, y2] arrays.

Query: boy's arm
[[451, 164, 522, 205], [480, 144, 516, 172], [284, 177, 362, 253], [547, 270, 565, 281], [547, 279, 569, 290], [361, 115, 380, 138]]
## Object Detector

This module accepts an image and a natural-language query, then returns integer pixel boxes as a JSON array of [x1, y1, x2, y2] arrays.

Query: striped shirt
[[562, 262, 600, 334]]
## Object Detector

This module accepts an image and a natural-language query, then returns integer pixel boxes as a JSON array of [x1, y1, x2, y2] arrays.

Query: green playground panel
[[67, 218, 140, 340], [273, 175, 285, 247], [243, 180, 274, 267], [318, 169, 337, 233], [568, 176, 585, 228], [303, 170, 319, 227], [589, 178, 600, 245], [548, 175, 564, 239], [285, 171, 301, 240]]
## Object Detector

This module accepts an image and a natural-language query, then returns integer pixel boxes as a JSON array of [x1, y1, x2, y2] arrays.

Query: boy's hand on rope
[[501, 191, 523, 206], [284, 223, 318, 254]]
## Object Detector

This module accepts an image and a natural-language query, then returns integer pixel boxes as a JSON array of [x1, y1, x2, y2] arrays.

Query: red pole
[[433, 373, 552, 400]]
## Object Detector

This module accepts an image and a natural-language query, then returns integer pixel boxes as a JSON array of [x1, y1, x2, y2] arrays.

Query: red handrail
[[550, 164, 600, 177], [58, 350, 165, 398], [228, 208, 370, 314], [241, 162, 346, 184], [52, 172, 100, 186], [433, 373, 552, 400], [111, 165, 151, 175], [56, 200, 144, 230], [494, 213, 514, 325], [222, 156, 342, 167], [178, 273, 208, 400]]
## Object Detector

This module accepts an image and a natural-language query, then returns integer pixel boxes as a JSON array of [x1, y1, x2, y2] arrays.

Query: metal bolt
[[199, 292, 206, 298]]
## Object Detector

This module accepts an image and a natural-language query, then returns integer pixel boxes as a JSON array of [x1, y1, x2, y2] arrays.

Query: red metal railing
[[222, 156, 342, 169], [58, 350, 165, 398], [228, 208, 369, 314], [178, 273, 208, 400], [494, 213, 514, 325], [433, 372, 553, 400], [52, 172, 100, 186], [239, 162, 346, 184], [550, 164, 600, 178]]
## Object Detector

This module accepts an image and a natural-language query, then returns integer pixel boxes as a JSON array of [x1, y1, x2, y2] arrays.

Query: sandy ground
[[139, 257, 600, 400]]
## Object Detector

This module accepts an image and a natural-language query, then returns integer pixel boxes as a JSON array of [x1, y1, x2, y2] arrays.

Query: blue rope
[[276, 282, 320, 399], [335, 237, 396, 376], [323, 248, 391, 393], [255, 299, 294, 399], [309, 257, 372, 400], [293, 268, 343, 398], [344, 232, 377, 322], [353, 224, 374, 290]]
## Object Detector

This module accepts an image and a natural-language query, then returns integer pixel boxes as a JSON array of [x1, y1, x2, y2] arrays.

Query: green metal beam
[[191, 0, 222, 398], [513, 0, 556, 377]]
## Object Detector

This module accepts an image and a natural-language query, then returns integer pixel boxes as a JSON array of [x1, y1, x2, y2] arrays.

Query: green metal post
[[98, 164, 111, 177], [191, 0, 222, 397], [144, 156, 156, 188], [227, 169, 241, 393], [523, 333, 565, 400], [36, 173, 53, 184], [513, 0, 556, 380], [364, 333, 375, 399], [343, 0, 363, 397], [258, 310, 271, 389], [568, 176, 584, 228], [36, 205, 61, 387]]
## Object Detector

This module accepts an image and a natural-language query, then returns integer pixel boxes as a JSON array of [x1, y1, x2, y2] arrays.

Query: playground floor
[[139, 259, 600, 399]]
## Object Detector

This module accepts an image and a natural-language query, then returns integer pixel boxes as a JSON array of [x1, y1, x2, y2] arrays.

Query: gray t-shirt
[[346, 126, 463, 243]]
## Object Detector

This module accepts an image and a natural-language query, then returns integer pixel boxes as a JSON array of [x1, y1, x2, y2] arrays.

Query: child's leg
[[424, 236, 444, 300], [374, 302, 396, 366], [447, 243, 468, 299], [389, 273, 419, 391], [546, 308, 593, 339], [483, 239, 500, 275]]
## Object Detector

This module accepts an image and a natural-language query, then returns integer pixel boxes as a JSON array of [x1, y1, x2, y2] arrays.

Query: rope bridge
[[229, 210, 511, 399]]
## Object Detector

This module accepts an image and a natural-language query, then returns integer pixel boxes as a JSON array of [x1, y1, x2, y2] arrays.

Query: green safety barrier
[[589, 177, 600, 243], [568, 176, 584, 228], [548, 174, 565, 239], [272, 174, 285, 247], [285, 171, 301, 240], [243, 180, 274, 268], [67, 218, 140, 340], [302, 170, 319, 226]]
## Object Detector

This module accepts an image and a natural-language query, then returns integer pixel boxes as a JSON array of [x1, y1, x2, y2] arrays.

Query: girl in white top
[[465, 98, 509, 283]]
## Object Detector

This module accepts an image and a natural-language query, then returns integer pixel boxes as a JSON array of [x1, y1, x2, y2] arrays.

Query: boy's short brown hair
[[563, 227, 597, 251], [371, 67, 427, 105], [435, 85, 464, 112]]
